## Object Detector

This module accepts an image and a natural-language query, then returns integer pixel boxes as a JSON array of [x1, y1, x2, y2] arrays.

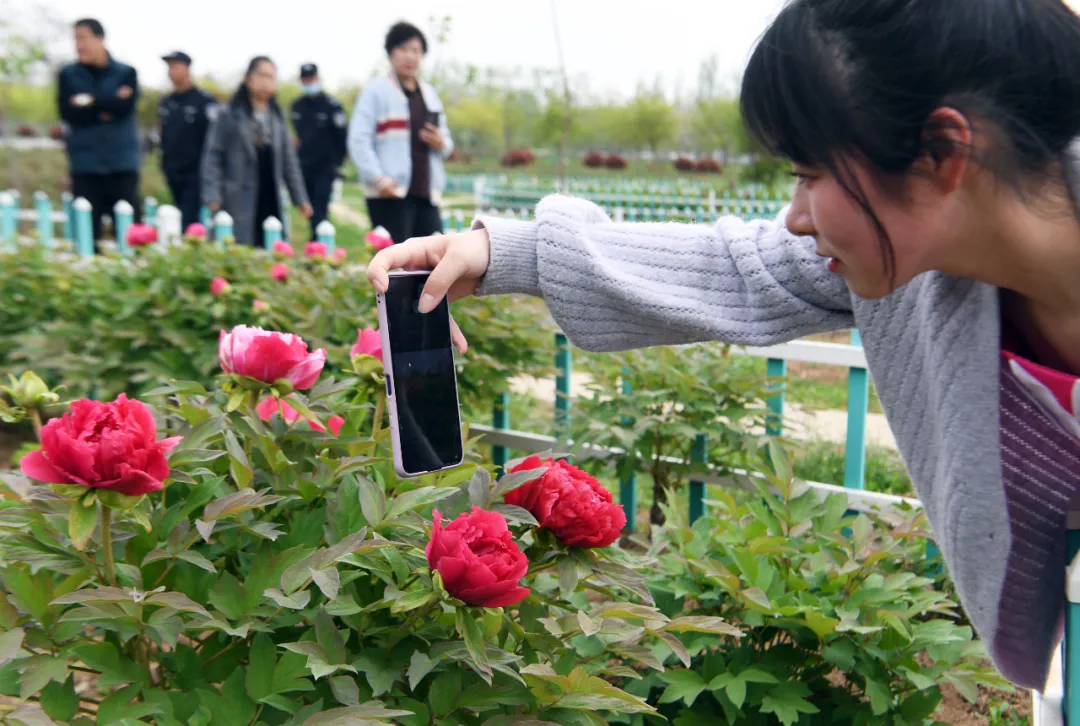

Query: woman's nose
[[785, 205, 816, 238]]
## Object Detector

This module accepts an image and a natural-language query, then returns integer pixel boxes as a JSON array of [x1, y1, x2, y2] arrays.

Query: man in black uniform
[[291, 63, 348, 239], [158, 51, 216, 229]]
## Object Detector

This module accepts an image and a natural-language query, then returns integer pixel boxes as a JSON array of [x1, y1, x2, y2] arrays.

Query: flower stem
[[100, 506, 117, 586], [371, 390, 386, 441], [28, 409, 43, 441]]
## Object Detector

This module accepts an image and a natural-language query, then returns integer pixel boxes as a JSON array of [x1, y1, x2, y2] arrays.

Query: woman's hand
[[299, 203, 313, 218], [367, 228, 491, 351], [419, 123, 444, 152]]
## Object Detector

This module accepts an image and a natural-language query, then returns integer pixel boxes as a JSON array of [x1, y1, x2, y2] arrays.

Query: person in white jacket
[[347, 21, 454, 245]]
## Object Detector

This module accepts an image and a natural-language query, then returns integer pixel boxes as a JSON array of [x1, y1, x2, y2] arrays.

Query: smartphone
[[424, 110, 440, 128], [376, 271, 464, 478]]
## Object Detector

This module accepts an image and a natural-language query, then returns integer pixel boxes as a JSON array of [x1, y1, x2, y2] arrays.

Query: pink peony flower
[[20, 394, 182, 497], [255, 396, 344, 435], [270, 263, 289, 282], [366, 225, 394, 251], [305, 241, 329, 259], [330, 248, 347, 265], [252, 300, 268, 311], [209, 277, 230, 296], [272, 240, 294, 257], [351, 327, 382, 359], [219, 325, 326, 390], [185, 222, 208, 240], [126, 223, 158, 247]]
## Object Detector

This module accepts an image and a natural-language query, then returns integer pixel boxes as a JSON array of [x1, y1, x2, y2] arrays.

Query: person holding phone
[[347, 21, 454, 245], [369, 0, 1080, 694]]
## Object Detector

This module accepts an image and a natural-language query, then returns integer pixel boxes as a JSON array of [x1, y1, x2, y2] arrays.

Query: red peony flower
[[20, 394, 182, 497], [426, 507, 530, 607], [272, 240, 294, 257], [305, 241, 329, 259], [125, 223, 157, 247], [350, 327, 382, 359], [185, 222, 208, 240], [506, 456, 626, 548], [255, 396, 344, 435], [270, 263, 290, 282], [219, 325, 326, 390], [209, 276, 230, 296], [366, 226, 394, 251]]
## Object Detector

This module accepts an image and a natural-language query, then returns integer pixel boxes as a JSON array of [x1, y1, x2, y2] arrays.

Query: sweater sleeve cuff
[[472, 216, 541, 298]]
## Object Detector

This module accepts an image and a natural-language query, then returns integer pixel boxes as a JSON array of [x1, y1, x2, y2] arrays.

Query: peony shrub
[[0, 319, 721, 723]]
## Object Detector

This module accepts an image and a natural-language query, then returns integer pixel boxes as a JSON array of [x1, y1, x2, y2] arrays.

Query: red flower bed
[[695, 158, 722, 174], [501, 149, 535, 167], [604, 154, 627, 170], [583, 151, 605, 168]]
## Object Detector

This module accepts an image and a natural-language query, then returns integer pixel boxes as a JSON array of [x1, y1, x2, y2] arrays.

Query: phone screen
[[384, 274, 463, 474], [425, 110, 440, 128]]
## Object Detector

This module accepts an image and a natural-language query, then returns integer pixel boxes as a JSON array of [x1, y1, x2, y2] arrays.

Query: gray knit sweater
[[473, 195, 1034, 687]]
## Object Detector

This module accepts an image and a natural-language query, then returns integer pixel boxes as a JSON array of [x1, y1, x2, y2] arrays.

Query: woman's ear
[[916, 107, 972, 194]]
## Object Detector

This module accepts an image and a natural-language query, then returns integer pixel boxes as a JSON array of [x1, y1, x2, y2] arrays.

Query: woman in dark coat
[[201, 56, 311, 246]]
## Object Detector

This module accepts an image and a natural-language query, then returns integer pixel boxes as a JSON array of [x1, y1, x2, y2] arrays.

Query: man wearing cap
[[290, 63, 348, 239], [158, 51, 217, 229]]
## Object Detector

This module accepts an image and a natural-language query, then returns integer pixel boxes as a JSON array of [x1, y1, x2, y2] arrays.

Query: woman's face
[[390, 38, 424, 80], [246, 61, 277, 101], [785, 159, 947, 299]]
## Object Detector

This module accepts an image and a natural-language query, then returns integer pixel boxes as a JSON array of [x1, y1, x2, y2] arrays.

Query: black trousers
[[302, 165, 335, 240], [70, 171, 142, 247], [165, 169, 202, 231], [365, 195, 443, 245]]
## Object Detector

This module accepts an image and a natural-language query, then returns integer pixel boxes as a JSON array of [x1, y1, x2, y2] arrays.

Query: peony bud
[[185, 222, 208, 241], [304, 241, 329, 259], [252, 299, 268, 311], [270, 263, 289, 282], [2, 371, 59, 410], [272, 240, 295, 257], [209, 276, 231, 296], [366, 226, 394, 251]]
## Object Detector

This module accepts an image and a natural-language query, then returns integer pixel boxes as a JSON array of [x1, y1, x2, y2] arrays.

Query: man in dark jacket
[[290, 63, 347, 239], [158, 51, 217, 229], [57, 18, 141, 246]]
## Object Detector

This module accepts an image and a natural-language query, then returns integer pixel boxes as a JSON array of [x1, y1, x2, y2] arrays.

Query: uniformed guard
[[158, 51, 217, 229], [291, 63, 348, 239]]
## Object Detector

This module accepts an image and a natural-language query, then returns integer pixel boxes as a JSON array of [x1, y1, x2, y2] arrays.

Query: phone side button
[[385, 376, 392, 397]]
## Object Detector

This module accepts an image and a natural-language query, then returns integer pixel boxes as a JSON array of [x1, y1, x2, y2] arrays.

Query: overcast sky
[[21, 0, 791, 98]]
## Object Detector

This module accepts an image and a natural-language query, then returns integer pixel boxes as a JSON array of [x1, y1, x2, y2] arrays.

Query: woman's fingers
[[367, 235, 447, 293], [419, 252, 471, 313], [450, 315, 468, 355]]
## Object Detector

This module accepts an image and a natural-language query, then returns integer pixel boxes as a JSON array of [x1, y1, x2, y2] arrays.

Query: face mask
[[302, 83, 321, 95]]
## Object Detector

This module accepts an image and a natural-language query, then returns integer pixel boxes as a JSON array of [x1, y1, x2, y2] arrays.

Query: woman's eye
[[789, 172, 815, 184]]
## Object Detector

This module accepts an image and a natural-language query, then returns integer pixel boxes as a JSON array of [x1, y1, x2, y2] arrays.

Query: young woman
[[347, 21, 454, 245], [201, 56, 311, 246], [368, 0, 1080, 690]]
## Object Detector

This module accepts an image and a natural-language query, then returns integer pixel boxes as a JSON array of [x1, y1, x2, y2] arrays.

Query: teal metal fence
[[0, 192, 340, 255]]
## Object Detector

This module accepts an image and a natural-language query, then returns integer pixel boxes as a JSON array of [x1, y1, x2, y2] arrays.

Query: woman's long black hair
[[741, 0, 1080, 280], [230, 55, 283, 117]]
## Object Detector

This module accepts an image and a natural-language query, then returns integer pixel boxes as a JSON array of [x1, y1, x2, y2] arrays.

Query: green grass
[[722, 355, 884, 414], [793, 440, 912, 496]]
